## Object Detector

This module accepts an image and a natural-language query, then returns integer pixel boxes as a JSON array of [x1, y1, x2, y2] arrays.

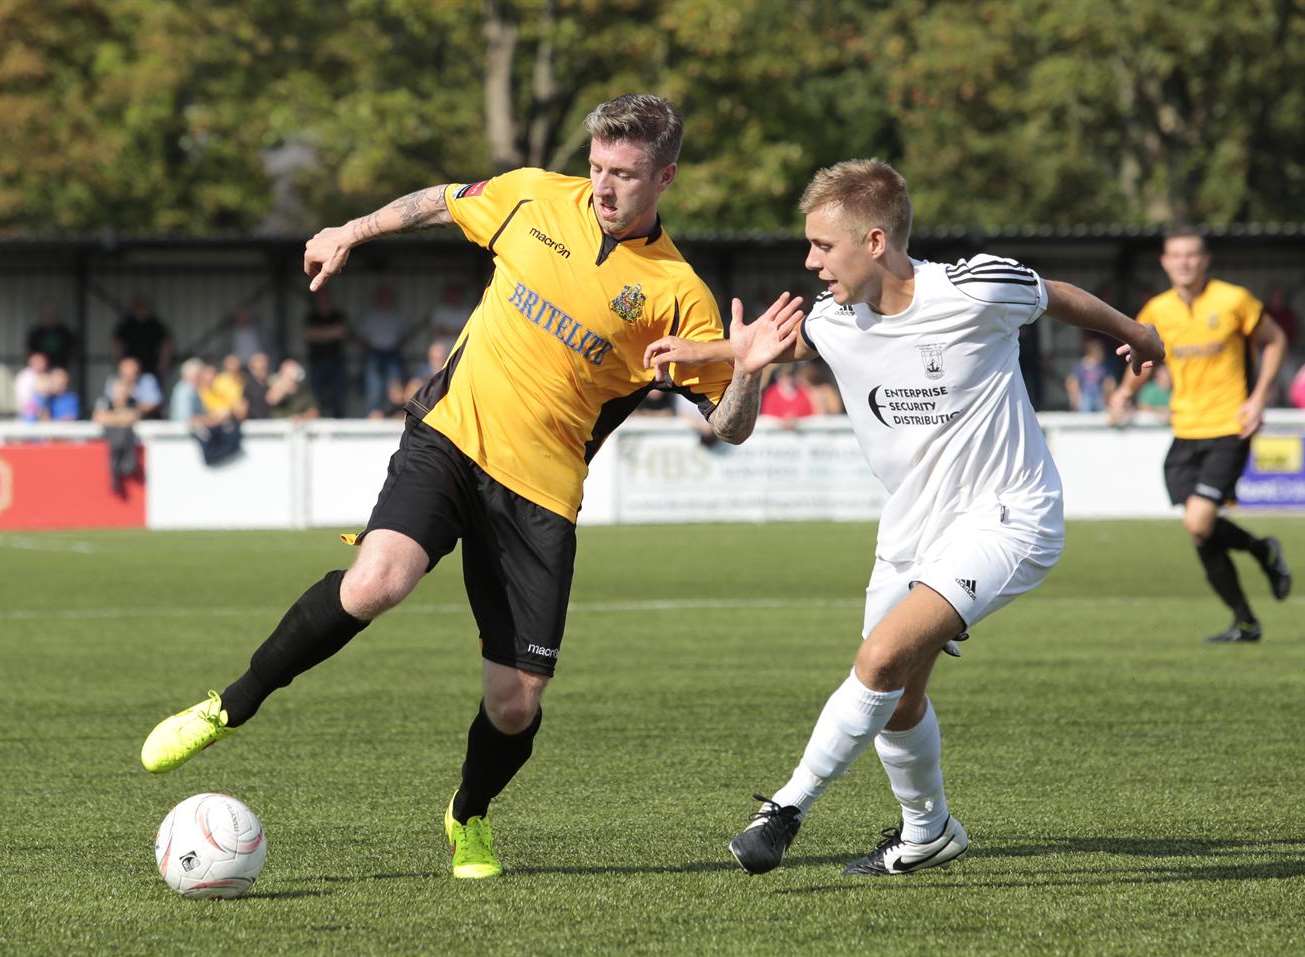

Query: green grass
[[3, 520, 1305, 955]]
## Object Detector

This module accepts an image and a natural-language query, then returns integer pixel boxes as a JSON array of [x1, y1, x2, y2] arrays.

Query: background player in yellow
[[140, 94, 806, 878], [1110, 228, 1291, 642]]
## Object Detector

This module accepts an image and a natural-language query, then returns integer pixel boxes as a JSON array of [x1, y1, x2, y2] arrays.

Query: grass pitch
[[3, 519, 1305, 955]]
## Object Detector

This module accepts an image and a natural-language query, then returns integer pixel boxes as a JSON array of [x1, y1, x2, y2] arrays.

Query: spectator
[[368, 379, 409, 420], [229, 307, 270, 365], [41, 368, 80, 421], [267, 358, 319, 421], [15, 352, 50, 422], [1136, 364, 1173, 413], [1065, 336, 1116, 412], [169, 358, 206, 423], [407, 338, 453, 395], [172, 358, 242, 465], [303, 289, 349, 417], [104, 356, 163, 419], [430, 281, 472, 336], [800, 361, 844, 414], [26, 303, 76, 371], [243, 352, 273, 419], [113, 296, 173, 380], [359, 285, 409, 415], [1290, 363, 1305, 410], [92, 379, 142, 496], [207, 354, 248, 419], [761, 363, 817, 426]]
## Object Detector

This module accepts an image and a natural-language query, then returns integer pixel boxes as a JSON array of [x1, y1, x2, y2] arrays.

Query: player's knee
[[483, 694, 539, 735], [340, 561, 415, 617], [1183, 511, 1213, 542], [853, 642, 909, 691]]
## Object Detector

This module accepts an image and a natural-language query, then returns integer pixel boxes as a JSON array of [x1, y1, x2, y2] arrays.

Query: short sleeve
[[1237, 287, 1265, 337], [444, 167, 554, 251], [666, 283, 734, 417], [944, 255, 1048, 332]]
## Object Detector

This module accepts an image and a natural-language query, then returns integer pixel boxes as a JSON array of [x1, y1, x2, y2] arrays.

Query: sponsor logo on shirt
[[529, 226, 571, 259], [507, 281, 614, 366], [867, 385, 963, 428]]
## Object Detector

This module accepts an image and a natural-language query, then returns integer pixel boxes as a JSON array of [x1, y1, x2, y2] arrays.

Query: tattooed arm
[[304, 185, 455, 291], [707, 293, 805, 444], [708, 366, 766, 444]]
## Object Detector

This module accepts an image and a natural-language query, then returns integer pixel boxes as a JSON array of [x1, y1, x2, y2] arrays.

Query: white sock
[[769, 670, 904, 816], [875, 699, 948, 843]]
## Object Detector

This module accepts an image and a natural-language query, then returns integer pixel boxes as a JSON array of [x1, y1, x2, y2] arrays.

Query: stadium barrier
[[3, 413, 1305, 531]]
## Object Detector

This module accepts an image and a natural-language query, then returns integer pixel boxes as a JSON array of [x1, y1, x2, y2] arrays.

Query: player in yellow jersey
[[140, 94, 806, 878], [1110, 228, 1291, 642]]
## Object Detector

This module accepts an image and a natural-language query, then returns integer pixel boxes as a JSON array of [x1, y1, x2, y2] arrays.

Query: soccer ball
[[154, 793, 268, 899]]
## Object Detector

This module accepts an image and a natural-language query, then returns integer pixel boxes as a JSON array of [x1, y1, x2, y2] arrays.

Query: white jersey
[[802, 255, 1064, 564]]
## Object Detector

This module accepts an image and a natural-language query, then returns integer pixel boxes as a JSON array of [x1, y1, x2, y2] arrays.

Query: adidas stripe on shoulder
[[944, 255, 1042, 306]]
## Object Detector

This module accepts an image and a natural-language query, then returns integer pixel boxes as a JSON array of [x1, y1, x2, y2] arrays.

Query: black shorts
[[361, 415, 576, 677], [1163, 435, 1251, 506]]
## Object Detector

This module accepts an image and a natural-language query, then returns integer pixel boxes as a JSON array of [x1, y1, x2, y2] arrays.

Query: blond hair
[[584, 94, 684, 169], [799, 159, 913, 248]]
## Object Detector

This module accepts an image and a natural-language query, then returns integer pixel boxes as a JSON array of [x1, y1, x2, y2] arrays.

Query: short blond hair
[[799, 159, 913, 248], [584, 94, 683, 169]]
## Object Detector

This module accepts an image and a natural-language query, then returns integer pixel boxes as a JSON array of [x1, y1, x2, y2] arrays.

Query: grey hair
[[584, 94, 684, 169]]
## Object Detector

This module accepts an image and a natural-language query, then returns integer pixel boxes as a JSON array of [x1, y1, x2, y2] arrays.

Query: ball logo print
[[154, 793, 267, 899]]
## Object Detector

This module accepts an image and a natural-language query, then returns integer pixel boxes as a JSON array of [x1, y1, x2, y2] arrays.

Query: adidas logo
[[956, 578, 977, 600]]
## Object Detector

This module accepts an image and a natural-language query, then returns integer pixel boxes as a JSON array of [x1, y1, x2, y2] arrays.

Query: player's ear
[[656, 162, 677, 192], [865, 226, 888, 259]]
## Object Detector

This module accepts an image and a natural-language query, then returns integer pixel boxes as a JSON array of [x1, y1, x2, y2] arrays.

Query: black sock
[[1209, 517, 1267, 560], [1196, 540, 1255, 623], [221, 569, 368, 727], [452, 701, 542, 823]]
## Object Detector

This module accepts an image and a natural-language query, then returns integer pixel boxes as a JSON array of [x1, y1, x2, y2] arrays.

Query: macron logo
[[529, 227, 571, 259], [527, 644, 559, 659]]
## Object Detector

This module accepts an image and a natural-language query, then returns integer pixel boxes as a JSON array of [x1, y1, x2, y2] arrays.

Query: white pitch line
[[0, 536, 98, 554], [2, 594, 1301, 623]]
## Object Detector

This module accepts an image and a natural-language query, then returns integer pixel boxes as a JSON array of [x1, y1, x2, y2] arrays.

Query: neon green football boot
[[140, 690, 237, 773], [444, 796, 503, 879]]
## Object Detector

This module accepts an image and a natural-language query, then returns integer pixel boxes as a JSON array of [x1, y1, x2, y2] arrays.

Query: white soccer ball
[[154, 793, 268, 899]]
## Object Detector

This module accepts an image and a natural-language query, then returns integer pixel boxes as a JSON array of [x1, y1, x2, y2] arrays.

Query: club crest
[[917, 343, 945, 379], [610, 283, 646, 323]]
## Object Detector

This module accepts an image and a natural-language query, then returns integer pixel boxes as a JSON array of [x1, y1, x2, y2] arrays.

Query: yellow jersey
[[1137, 279, 1263, 439], [407, 168, 734, 522]]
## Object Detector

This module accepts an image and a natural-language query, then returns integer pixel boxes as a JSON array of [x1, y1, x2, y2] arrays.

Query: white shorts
[[862, 511, 1063, 639]]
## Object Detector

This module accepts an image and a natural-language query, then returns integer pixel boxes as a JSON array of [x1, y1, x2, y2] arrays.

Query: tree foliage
[[1, 0, 1301, 235]]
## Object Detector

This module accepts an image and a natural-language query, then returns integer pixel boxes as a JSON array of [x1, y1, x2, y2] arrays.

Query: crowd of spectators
[[5, 285, 1305, 446]]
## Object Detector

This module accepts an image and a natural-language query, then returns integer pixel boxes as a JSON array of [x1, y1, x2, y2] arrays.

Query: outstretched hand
[[729, 292, 805, 375], [304, 226, 354, 292]]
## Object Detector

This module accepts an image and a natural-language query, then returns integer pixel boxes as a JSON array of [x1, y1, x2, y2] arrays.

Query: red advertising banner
[[0, 442, 146, 529]]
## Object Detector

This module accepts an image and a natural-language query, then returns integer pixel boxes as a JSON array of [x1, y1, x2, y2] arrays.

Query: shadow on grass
[[774, 835, 1305, 895], [982, 835, 1305, 859], [243, 889, 333, 899], [271, 838, 1305, 886]]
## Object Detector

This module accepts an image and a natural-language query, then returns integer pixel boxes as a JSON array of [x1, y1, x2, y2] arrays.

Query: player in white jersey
[[645, 159, 1164, 877]]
